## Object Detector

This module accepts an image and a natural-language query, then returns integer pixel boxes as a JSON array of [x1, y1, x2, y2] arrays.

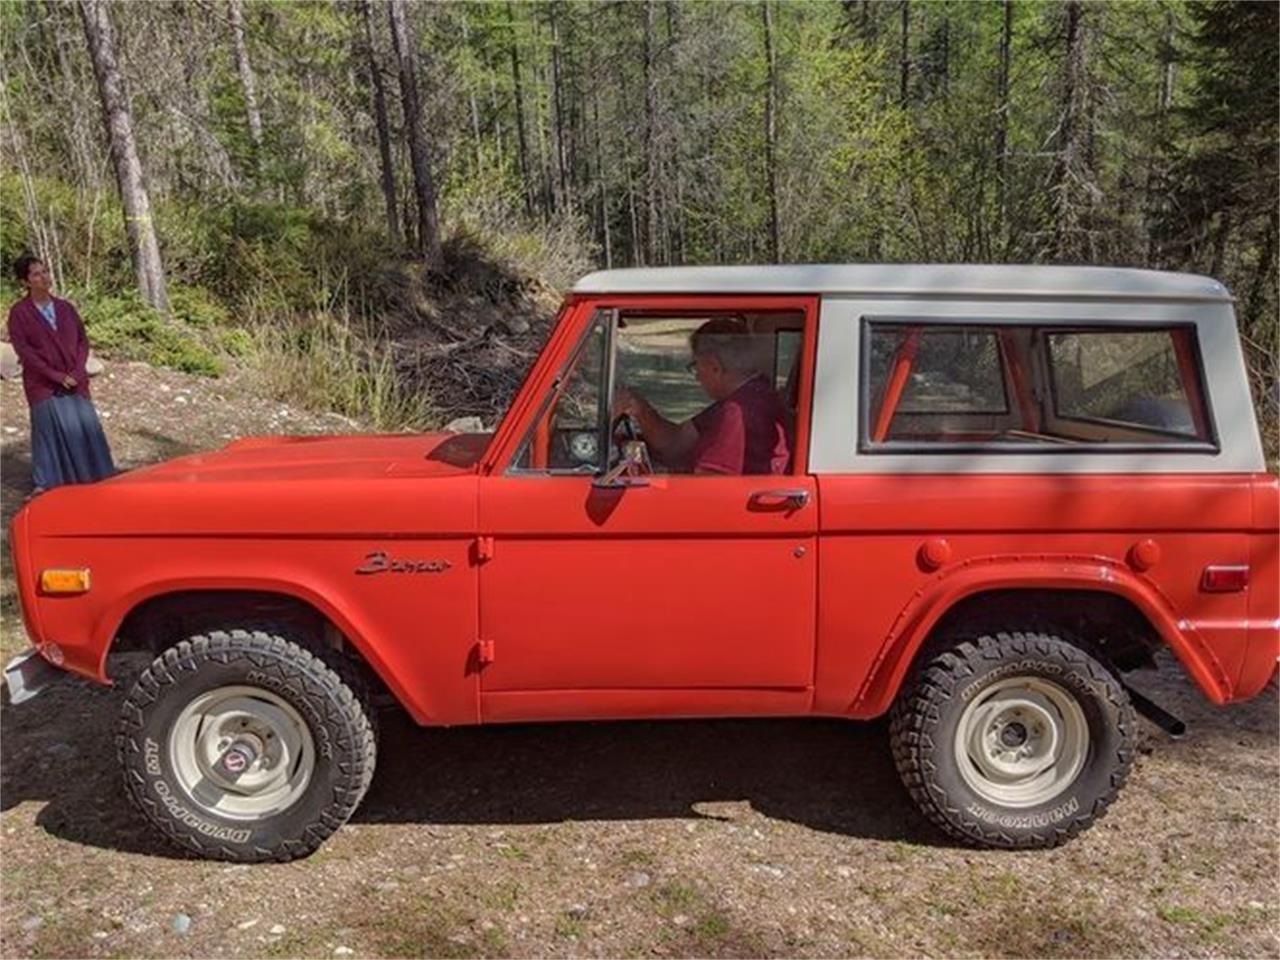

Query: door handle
[[749, 488, 810, 509]]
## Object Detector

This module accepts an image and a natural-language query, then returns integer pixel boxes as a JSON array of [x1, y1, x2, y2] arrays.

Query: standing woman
[[7, 255, 115, 494]]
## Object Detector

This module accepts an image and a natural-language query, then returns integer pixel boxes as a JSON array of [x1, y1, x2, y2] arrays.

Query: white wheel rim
[[954, 676, 1089, 808], [168, 685, 315, 820]]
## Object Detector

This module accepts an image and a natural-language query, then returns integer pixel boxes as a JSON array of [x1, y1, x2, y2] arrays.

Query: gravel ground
[[1, 364, 1277, 959]]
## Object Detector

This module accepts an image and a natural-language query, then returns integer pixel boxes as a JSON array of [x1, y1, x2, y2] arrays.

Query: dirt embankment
[[1, 363, 1277, 959]]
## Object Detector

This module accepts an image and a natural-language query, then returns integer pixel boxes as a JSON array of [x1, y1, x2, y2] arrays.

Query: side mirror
[[593, 440, 653, 489]]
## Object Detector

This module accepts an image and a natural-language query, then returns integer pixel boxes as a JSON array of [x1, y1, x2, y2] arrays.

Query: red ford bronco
[[6, 265, 1277, 861]]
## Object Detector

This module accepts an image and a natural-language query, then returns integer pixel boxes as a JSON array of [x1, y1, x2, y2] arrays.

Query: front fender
[[853, 554, 1233, 716], [29, 536, 477, 726], [92, 576, 436, 721]]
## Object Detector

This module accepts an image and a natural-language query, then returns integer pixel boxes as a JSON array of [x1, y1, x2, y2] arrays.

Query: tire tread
[[116, 629, 377, 863], [888, 631, 1136, 849]]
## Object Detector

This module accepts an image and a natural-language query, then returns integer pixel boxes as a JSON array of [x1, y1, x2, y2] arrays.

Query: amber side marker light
[[39, 568, 91, 594]]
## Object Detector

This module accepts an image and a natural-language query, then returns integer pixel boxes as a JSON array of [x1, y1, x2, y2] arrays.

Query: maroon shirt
[[690, 375, 792, 475], [7, 296, 91, 407]]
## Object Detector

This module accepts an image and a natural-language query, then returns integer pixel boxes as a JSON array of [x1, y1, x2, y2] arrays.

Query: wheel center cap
[[1000, 722, 1028, 748]]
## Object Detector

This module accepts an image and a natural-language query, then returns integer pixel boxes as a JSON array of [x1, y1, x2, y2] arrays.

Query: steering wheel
[[611, 413, 639, 444]]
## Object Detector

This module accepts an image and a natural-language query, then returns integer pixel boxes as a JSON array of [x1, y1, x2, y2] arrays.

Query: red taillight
[[1202, 565, 1249, 593]]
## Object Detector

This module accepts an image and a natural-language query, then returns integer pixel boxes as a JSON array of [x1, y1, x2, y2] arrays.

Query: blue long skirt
[[30, 394, 116, 490]]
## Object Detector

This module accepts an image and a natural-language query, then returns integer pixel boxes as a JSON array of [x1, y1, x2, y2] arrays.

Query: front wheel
[[889, 632, 1136, 848], [117, 629, 377, 862]]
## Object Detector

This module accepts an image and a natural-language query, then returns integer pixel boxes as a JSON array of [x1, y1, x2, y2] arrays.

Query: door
[[476, 298, 820, 718]]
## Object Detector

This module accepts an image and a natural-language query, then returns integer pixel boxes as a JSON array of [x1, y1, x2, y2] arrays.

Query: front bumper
[[4, 649, 63, 704]]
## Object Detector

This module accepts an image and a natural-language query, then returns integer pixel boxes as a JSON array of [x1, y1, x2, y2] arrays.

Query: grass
[[1156, 903, 1261, 943], [553, 914, 585, 940], [477, 881, 521, 912], [653, 881, 701, 913], [249, 309, 435, 432], [649, 880, 754, 957]]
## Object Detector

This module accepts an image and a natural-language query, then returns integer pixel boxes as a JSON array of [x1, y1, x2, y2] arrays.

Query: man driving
[[614, 317, 793, 475]]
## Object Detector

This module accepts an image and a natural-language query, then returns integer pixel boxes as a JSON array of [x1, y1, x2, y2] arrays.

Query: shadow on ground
[[2, 653, 1274, 861], [1, 439, 33, 503], [0, 659, 949, 859], [124, 426, 200, 460]]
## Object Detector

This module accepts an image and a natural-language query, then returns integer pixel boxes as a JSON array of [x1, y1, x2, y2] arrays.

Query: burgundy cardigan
[[7, 296, 92, 407]]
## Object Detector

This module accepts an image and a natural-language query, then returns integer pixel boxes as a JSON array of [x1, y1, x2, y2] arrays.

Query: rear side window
[[1048, 330, 1202, 437], [862, 320, 1214, 450], [868, 326, 1007, 414]]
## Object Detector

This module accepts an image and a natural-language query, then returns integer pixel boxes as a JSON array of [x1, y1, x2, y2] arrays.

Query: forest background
[[1, 0, 1276, 453]]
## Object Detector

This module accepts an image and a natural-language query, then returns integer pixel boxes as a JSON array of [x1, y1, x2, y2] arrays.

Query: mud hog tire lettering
[[889, 631, 1136, 849], [117, 629, 377, 863]]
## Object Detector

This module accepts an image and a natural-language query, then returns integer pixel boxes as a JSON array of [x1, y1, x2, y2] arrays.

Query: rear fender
[[853, 554, 1233, 716]]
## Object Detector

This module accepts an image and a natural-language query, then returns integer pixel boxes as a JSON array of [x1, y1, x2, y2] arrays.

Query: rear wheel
[[118, 629, 376, 862], [890, 631, 1136, 848]]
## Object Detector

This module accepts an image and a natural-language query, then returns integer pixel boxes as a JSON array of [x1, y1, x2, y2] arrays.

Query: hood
[[107, 432, 493, 484]]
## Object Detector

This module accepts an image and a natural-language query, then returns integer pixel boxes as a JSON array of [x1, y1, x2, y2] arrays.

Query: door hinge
[[474, 535, 495, 564], [476, 638, 496, 665]]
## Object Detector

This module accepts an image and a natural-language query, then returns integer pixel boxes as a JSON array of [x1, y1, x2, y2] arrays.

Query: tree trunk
[[1243, 206, 1278, 337], [1050, 0, 1089, 261], [227, 0, 263, 152], [590, 54, 612, 268], [1143, 9, 1175, 266], [44, 0, 99, 191], [899, 0, 910, 104], [361, 1, 400, 243], [763, 0, 780, 263], [940, 13, 949, 96], [488, 61, 505, 172], [388, 0, 443, 268], [506, 2, 533, 217], [628, 178, 641, 267], [995, 0, 1012, 246], [78, 0, 169, 313], [642, 0, 658, 265], [460, 10, 483, 173], [1209, 211, 1231, 277], [549, 3, 569, 209], [532, 43, 553, 218]]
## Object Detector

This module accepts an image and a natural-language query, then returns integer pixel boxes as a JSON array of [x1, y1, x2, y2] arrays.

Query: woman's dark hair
[[13, 254, 42, 283]]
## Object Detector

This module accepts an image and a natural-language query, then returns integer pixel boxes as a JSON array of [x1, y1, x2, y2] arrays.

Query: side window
[[1047, 330, 1206, 439], [773, 329, 803, 401], [869, 325, 1007, 416], [862, 320, 1213, 449], [616, 312, 803, 475], [511, 311, 609, 472], [510, 306, 808, 476], [616, 316, 710, 425]]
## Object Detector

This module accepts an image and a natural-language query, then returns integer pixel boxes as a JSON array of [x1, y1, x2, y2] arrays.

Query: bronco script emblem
[[355, 550, 452, 575]]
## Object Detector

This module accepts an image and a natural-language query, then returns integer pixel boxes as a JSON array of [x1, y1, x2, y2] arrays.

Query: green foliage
[[168, 284, 229, 328], [0, 174, 131, 294], [249, 311, 435, 432], [78, 288, 223, 376], [218, 327, 255, 358], [3, 0, 1272, 453], [441, 160, 594, 292]]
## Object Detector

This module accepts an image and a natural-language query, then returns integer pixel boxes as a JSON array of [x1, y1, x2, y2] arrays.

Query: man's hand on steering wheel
[[612, 384, 646, 420], [612, 412, 639, 445]]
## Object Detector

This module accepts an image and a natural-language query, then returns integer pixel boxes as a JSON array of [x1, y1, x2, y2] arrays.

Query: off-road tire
[[117, 629, 377, 862], [889, 631, 1136, 849]]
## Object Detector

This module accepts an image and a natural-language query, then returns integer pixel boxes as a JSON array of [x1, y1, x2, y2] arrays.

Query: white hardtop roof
[[573, 264, 1231, 302]]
